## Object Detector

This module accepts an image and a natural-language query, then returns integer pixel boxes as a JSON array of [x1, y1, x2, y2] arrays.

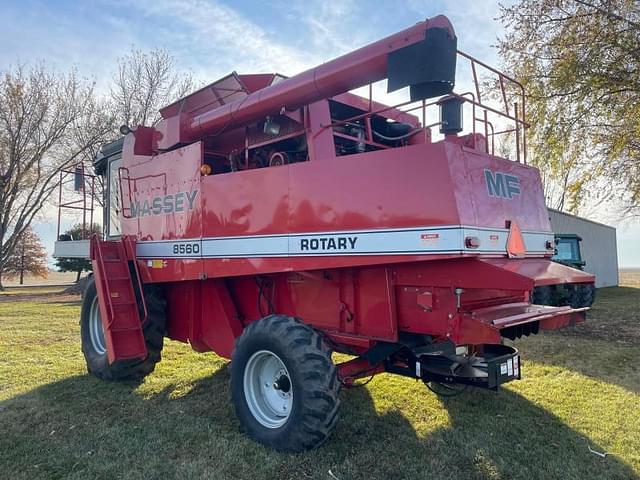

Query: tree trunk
[[20, 246, 25, 285], [0, 226, 5, 291], [75, 269, 81, 283], [19, 248, 25, 285]]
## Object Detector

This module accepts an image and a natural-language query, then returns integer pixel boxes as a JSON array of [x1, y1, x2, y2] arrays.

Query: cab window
[[554, 239, 579, 261], [107, 158, 122, 237]]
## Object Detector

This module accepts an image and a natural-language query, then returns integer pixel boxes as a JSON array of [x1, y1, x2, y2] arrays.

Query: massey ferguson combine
[[54, 15, 595, 451]]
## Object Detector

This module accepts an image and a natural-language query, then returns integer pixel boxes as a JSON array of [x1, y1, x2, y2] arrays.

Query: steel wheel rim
[[89, 297, 107, 355], [243, 350, 293, 428]]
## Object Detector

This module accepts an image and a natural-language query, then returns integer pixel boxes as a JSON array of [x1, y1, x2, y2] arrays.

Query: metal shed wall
[[548, 209, 618, 288]]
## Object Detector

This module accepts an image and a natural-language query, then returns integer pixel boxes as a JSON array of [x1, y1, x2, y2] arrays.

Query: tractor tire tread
[[81, 278, 166, 381], [570, 283, 596, 308], [230, 315, 340, 452]]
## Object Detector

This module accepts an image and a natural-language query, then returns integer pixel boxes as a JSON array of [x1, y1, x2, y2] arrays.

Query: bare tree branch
[[0, 64, 114, 289]]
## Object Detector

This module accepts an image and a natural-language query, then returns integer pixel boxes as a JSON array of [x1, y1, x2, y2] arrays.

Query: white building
[[548, 209, 618, 288]]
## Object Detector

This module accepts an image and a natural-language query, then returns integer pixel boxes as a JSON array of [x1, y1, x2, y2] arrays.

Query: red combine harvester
[[54, 15, 595, 451]]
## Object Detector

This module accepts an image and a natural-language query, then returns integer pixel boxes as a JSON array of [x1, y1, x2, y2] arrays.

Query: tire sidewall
[[231, 327, 308, 448], [80, 278, 111, 374]]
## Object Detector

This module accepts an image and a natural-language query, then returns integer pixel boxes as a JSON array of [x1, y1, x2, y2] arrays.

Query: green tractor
[[532, 233, 596, 307], [552, 233, 585, 270]]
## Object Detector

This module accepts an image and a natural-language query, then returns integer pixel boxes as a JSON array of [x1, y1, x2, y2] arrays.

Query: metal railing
[[56, 163, 96, 241], [321, 50, 529, 163]]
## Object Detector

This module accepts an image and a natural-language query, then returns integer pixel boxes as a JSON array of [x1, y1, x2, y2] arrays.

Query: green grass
[[0, 284, 639, 480]]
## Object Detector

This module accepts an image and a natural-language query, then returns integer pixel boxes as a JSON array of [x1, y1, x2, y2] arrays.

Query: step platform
[[90, 237, 147, 364]]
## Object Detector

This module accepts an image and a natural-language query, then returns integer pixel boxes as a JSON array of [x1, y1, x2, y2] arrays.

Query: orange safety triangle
[[506, 220, 526, 258]]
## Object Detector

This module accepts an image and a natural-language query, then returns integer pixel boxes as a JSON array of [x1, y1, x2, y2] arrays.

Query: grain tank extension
[[54, 15, 595, 451]]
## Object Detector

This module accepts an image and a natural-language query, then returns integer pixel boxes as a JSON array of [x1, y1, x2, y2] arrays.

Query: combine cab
[[54, 15, 595, 451]]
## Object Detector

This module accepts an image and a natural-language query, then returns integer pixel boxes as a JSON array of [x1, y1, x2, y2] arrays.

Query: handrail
[[123, 236, 148, 326], [319, 50, 529, 163], [457, 49, 527, 163], [118, 167, 133, 219], [56, 164, 96, 241], [91, 235, 116, 327]]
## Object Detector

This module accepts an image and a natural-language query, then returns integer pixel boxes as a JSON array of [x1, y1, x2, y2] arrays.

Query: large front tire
[[230, 315, 340, 452], [80, 277, 166, 381]]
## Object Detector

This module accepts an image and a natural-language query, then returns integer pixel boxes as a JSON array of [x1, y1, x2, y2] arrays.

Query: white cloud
[[287, 1, 367, 58], [118, 0, 317, 78], [407, 0, 509, 61]]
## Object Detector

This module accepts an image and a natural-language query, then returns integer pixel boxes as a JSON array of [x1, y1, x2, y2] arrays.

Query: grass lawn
[[0, 274, 639, 480]]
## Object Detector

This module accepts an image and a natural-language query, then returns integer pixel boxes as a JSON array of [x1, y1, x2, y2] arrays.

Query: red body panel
[[93, 14, 595, 364], [484, 258, 595, 285], [156, 256, 589, 358], [116, 128, 593, 359], [123, 141, 556, 280]]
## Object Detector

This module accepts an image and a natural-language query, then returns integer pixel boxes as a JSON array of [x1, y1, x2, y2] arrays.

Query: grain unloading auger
[[54, 15, 595, 451]]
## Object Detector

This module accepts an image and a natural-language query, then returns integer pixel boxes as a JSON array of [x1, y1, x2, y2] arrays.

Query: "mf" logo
[[484, 169, 521, 199]]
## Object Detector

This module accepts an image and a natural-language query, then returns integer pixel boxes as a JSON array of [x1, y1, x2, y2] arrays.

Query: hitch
[[386, 344, 521, 391]]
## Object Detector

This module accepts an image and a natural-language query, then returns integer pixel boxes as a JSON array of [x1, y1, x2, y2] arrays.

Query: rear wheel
[[569, 283, 596, 308], [80, 277, 166, 380], [230, 315, 340, 451], [532, 285, 554, 305]]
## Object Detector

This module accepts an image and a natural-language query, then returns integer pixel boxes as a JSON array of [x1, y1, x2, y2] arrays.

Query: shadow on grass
[[0, 365, 637, 480], [335, 385, 638, 480]]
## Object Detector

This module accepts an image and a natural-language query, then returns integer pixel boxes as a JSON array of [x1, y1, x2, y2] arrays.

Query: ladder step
[[91, 237, 147, 363], [110, 327, 146, 333], [107, 292, 135, 299], [110, 300, 137, 306]]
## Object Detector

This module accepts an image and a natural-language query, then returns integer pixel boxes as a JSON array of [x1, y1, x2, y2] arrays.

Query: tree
[[2, 227, 48, 285], [81, 48, 194, 210], [111, 48, 193, 128], [54, 223, 102, 283], [0, 63, 114, 290], [498, 0, 640, 216]]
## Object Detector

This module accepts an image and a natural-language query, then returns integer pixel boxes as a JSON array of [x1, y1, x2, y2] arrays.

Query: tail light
[[465, 236, 481, 248]]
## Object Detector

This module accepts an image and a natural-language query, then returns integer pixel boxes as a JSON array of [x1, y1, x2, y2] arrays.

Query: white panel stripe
[[135, 226, 555, 259], [137, 239, 202, 258], [522, 231, 552, 254], [203, 235, 287, 258]]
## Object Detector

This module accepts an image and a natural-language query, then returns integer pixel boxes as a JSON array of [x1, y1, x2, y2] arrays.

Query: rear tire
[[230, 315, 340, 452], [569, 283, 596, 308], [80, 276, 166, 381], [532, 285, 554, 305]]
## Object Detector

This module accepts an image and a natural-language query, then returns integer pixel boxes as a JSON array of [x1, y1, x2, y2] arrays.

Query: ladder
[[90, 236, 148, 364]]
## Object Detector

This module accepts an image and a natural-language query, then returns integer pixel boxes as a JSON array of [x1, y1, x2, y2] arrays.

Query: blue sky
[[0, 0, 507, 85], [1, 0, 638, 267]]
